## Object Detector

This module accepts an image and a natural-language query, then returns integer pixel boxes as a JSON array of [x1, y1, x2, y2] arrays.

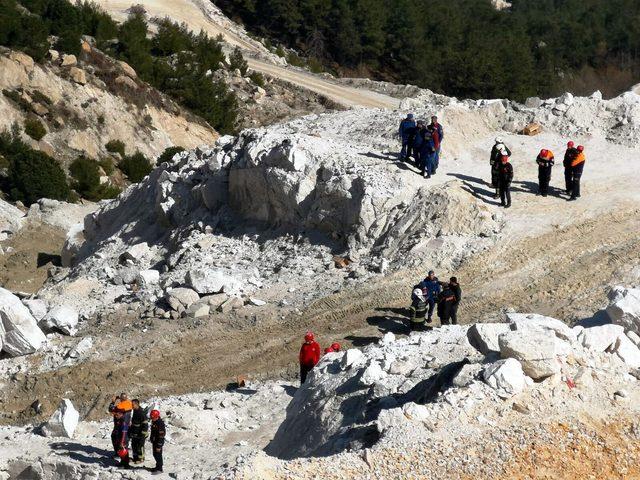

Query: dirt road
[[95, 0, 400, 109]]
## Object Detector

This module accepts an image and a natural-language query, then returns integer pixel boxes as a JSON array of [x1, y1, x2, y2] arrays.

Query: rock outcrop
[[0, 287, 47, 356]]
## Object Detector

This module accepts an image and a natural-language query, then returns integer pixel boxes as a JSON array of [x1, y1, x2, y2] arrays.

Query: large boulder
[[22, 299, 47, 321], [606, 286, 640, 334], [186, 269, 241, 295], [498, 330, 561, 379], [136, 269, 160, 288], [467, 323, 511, 354], [483, 358, 527, 398], [165, 287, 200, 311], [0, 287, 47, 356], [44, 399, 79, 438], [506, 313, 576, 343], [121, 242, 150, 263], [579, 324, 624, 352], [39, 306, 79, 336]]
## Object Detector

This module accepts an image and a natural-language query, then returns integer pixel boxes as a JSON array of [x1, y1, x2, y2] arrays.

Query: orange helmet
[[577, 145, 584, 152], [304, 331, 315, 342], [150, 409, 161, 420], [540, 149, 548, 157], [567, 141, 574, 148], [331, 342, 341, 351]]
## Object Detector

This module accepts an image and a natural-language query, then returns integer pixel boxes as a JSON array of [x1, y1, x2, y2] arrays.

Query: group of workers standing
[[399, 113, 587, 207], [398, 114, 445, 178], [491, 137, 587, 207], [409, 271, 461, 330], [108, 393, 166, 474]]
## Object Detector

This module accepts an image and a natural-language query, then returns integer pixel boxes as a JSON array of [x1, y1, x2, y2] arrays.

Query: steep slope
[[0, 47, 217, 165], [94, 0, 401, 109]]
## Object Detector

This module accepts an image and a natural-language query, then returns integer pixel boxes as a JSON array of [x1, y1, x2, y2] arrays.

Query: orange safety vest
[[571, 152, 585, 167]]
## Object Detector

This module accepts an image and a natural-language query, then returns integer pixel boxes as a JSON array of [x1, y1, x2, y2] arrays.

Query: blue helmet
[[407, 113, 414, 119]]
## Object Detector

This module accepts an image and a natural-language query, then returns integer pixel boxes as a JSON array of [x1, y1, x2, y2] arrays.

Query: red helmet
[[501, 155, 509, 162], [150, 409, 161, 420], [567, 141, 575, 148], [577, 145, 584, 152], [118, 447, 129, 459], [540, 149, 548, 157], [331, 342, 341, 351], [324, 347, 334, 354], [304, 331, 315, 343]]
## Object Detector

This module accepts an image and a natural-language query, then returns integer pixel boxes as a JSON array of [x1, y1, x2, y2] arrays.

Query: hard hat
[[501, 155, 509, 162], [495, 136, 503, 144], [540, 149, 548, 156], [304, 331, 315, 342], [324, 347, 334, 354], [118, 447, 129, 459], [577, 145, 584, 152], [150, 409, 161, 420], [567, 141, 575, 148], [331, 342, 341, 352], [407, 113, 414, 119]]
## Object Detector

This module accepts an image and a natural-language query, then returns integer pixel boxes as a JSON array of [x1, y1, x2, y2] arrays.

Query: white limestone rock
[[606, 286, 640, 334], [0, 287, 46, 356], [22, 299, 47, 321], [165, 288, 200, 310], [136, 269, 160, 287], [506, 313, 576, 343], [580, 324, 624, 352], [612, 334, 640, 369], [498, 330, 561, 379], [44, 399, 79, 438], [121, 242, 150, 263], [186, 269, 241, 295], [482, 358, 527, 398], [467, 323, 511, 354], [359, 361, 386, 386], [40, 305, 79, 336]]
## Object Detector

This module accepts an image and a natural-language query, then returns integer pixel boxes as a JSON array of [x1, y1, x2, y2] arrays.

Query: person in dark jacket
[[149, 409, 166, 475], [398, 114, 416, 161], [536, 149, 555, 196], [437, 283, 457, 325], [419, 127, 437, 178], [113, 409, 130, 469], [130, 399, 149, 464], [430, 116, 444, 169], [448, 277, 462, 325], [569, 145, 586, 200], [409, 285, 428, 331], [420, 271, 441, 323], [490, 138, 511, 199], [299, 331, 321, 384], [563, 141, 577, 195], [108, 393, 132, 458], [412, 121, 426, 168], [497, 155, 514, 208]]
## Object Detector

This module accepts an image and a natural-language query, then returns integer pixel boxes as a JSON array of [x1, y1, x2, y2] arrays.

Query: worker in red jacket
[[299, 331, 321, 384]]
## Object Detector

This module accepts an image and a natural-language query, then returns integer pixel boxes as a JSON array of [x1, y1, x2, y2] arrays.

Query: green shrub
[[8, 149, 70, 205], [93, 183, 121, 199], [228, 46, 248, 76], [69, 155, 100, 198], [105, 139, 126, 157], [120, 151, 152, 182], [3, 89, 31, 111], [98, 157, 114, 175], [157, 146, 185, 164], [275, 45, 286, 58], [249, 71, 266, 88], [24, 117, 46, 141], [31, 90, 52, 105]]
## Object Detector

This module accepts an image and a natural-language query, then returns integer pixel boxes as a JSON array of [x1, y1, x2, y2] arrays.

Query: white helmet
[[495, 136, 504, 144]]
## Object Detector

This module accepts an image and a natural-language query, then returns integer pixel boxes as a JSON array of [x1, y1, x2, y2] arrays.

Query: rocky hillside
[[0, 46, 217, 166]]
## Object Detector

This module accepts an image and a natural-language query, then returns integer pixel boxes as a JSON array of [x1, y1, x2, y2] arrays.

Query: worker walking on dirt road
[[536, 149, 555, 196], [437, 283, 458, 325], [149, 409, 166, 475], [498, 155, 514, 208], [440, 277, 462, 325], [563, 141, 577, 195], [490, 138, 511, 199], [130, 399, 149, 464], [569, 145, 586, 201], [299, 332, 321, 384]]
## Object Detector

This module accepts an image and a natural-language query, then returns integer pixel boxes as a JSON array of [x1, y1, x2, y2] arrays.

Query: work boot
[[505, 203, 511, 208]]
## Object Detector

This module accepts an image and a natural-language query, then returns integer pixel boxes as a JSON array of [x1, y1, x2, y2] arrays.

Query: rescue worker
[[536, 149, 555, 196], [149, 409, 166, 475], [420, 126, 437, 178], [113, 409, 131, 469], [448, 277, 462, 325], [324, 342, 342, 354], [109, 393, 132, 457], [398, 113, 416, 161], [299, 331, 321, 384], [569, 145, 586, 201], [429, 117, 443, 171], [563, 141, 577, 195], [130, 399, 149, 464], [437, 283, 457, 326], [412, 120, 425, 168], [420, 271, 441, 323], [490, 138, 511, 199], [108, 395, 122, 456], [409, 285, 427, 330], [498, 155, 513, 208]]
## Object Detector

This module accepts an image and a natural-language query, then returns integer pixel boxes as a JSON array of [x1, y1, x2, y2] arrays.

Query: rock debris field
[[1, 83, 640, 479]]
